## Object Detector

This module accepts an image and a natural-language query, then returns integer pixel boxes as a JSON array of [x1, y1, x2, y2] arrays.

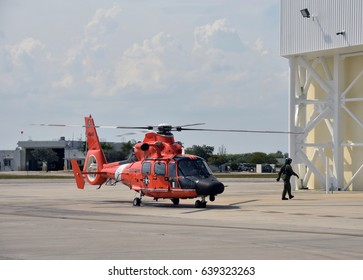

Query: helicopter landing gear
[[133, 192, 143, 206], [195, 197, 207, 208], [133, 197, 141, 206], [171, 198, 180, 205]]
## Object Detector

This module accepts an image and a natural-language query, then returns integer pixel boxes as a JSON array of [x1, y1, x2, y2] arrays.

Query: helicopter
[[71, 115, 225, 208], [39, 115, 300, 208]]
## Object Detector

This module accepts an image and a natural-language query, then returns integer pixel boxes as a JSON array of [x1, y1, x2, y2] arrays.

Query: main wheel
[[171, 198, 180, 205], [133, 198, 141, 206]]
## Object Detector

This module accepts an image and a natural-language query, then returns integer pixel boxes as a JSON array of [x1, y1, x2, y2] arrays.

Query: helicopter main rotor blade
[[171, 123, 206, 131], [116, 130, 149, 137], [31, 124, 84, 128], [32, 124, 154, 130], [174, 122, 206, 128], [102, 125, 154, 130], [180, 127, 303, 134], [32, 122, 302, 134]]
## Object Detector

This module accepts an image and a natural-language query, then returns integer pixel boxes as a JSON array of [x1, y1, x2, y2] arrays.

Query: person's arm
[[276, 166, 284, 181], [287, 165, 299, 178]]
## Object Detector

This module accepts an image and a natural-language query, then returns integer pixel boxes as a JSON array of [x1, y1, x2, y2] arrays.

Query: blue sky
[[0, 0, 289, 154]]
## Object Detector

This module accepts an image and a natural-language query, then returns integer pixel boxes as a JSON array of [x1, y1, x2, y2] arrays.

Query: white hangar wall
[[281, 0, 363, 56], [281, 0, 363, 191]]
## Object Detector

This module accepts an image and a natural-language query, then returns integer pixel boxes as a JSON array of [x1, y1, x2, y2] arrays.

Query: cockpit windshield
[[177, 158, 212, 177]]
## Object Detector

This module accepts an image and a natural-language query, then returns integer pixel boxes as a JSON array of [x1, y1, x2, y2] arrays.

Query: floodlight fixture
[[300, 8, 310, 18]]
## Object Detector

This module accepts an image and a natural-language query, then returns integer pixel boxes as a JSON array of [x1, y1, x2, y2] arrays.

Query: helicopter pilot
[[276, 158, 299, 200]]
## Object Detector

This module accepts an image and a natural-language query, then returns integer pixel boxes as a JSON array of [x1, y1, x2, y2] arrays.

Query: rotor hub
[[157, 124, 173, 135]]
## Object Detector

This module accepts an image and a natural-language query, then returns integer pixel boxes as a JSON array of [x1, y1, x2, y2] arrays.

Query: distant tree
[[80, 139, 137, 162], [81, 141, 87, 152], [184, 145, 214, 161], [244, 152, 279, 164], [208, 154, 229, 166], [121, 140, 136, 156], [227, 154, 245, 170], [275, 150, 284, 158], [31, 148, 59, 170], [246, 152, 267, 164], [104, 140, 137, 162], [101, 142, 114, 151]]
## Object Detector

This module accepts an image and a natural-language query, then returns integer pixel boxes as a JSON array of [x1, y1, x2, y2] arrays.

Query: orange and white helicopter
[[40, 115, 299, 208], [71, 115, 224, 208]]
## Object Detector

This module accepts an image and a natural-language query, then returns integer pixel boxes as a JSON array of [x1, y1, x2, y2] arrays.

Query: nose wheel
[[195, 197, 207, 208]]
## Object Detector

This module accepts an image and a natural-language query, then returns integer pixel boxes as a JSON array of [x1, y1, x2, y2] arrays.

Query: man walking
[[277, 158, 299, 200]]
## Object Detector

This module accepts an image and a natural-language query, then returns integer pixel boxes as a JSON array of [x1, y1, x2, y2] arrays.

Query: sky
[[0, 0, 290, 154]]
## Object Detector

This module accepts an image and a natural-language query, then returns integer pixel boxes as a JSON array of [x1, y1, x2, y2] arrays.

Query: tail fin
[[83, 115, 107, 185], [85, 115, 104, 151], [71, 159, 85, 189]]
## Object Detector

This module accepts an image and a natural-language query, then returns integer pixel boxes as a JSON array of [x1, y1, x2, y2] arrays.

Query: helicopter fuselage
[[71, 116, 225, 208], [117, 155, 224, 200]]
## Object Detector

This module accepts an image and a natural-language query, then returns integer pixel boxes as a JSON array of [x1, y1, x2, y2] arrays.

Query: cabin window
[[154, 161, 166, 176], [142, 162, 151, 175], [168, 162, 176, 178]]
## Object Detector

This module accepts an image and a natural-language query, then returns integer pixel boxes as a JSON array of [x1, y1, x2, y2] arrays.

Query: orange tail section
[[71, 159, 85, 189], [85, 115, 103, 151], [82, 115, 107, 186]]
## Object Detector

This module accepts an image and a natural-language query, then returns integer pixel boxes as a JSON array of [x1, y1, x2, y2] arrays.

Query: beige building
[[281, 0, 363, 190]]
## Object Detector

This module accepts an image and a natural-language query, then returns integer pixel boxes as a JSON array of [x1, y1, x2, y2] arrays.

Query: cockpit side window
[[142, 162, 151, 175], [154, 161, 166, 176]]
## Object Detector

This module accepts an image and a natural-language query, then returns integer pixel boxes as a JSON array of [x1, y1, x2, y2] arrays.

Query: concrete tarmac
[[1, 177, 363, 260]]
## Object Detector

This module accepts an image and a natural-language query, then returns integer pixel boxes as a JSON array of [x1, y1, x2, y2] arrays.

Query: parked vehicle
[[238, 163, 256, 172], [262, 164, 274, 173]]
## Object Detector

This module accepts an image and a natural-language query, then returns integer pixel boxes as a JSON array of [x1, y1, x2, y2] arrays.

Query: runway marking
[[1, 211, 363, 238]]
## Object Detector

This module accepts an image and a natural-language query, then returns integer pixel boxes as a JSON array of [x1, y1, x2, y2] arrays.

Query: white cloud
[[51, 73, 74, 89], [6, 37, 45, 66], [253, 38, 269, 56], [113, 32, 188, 93], [193, 19, 245, 53], [0, 37, 52, 97], [85, 4, 122, 36], [0, 1, 288, 153], [58, 4, 123, 96]]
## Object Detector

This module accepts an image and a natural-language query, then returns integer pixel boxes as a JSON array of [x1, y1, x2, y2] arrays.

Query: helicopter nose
[[196, 180, 224, 196]]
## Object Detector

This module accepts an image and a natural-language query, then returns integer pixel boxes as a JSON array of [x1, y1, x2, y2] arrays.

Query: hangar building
[[281, 0, 363, 190], [0, 138, 85, 171]]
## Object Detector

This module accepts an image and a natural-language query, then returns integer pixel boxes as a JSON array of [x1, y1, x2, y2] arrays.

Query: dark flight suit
[[277, 163, 299, 199]]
